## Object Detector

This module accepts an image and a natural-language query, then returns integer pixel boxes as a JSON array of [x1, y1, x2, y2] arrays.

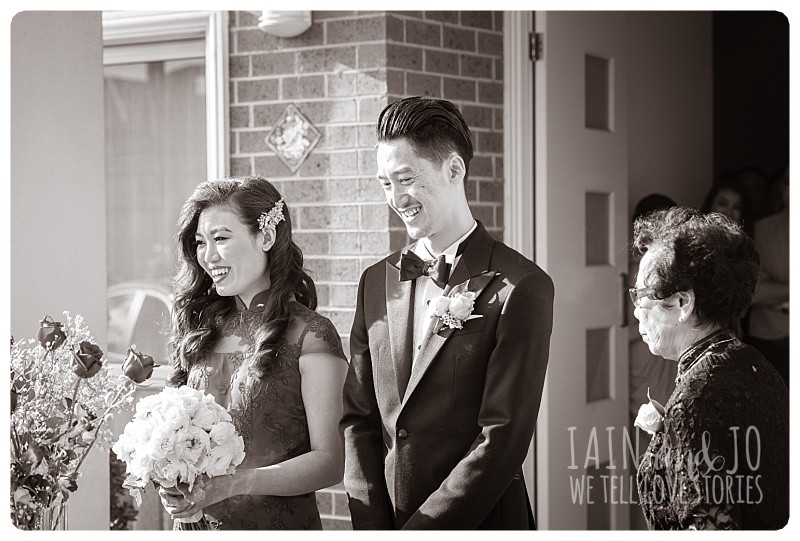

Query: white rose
[[634, 389, 666, 436], [209, 421, 237, 445], [430, 296, 451, 317], [191, 405, 218, 431], [448, 293, 475, 320]]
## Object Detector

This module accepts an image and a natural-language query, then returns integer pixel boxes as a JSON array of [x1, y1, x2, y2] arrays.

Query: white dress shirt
[[411, 221, 477, 361]]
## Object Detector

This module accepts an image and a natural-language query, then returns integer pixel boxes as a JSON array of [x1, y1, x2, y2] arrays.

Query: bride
[[160, 176, 348, 529]]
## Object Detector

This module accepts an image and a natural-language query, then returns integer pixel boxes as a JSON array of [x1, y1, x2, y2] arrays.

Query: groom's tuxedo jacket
[[341, 222, 554, 529]]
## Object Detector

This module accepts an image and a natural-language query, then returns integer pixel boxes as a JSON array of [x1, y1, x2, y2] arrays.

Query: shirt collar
[[234, 289, 271, 312], [415, 220, 477, 265], [677, 329, 738, 377]]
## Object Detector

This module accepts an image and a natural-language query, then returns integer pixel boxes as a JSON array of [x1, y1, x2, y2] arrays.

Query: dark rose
[[37, 316, 67, 350], [71, 341, 104, 378], [122, 346, 158, 384]]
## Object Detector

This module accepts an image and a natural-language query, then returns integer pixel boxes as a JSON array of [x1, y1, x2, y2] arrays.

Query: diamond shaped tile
[[265, 104, 321, 173]]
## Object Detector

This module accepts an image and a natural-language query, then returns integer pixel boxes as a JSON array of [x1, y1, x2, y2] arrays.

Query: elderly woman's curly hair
[[632, 206, 760, 336]]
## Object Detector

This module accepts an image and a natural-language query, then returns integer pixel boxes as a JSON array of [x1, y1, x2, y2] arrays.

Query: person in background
[[632, 206, 788, 529], [747, 166, 789, 387], [701, 174, 752, 234]]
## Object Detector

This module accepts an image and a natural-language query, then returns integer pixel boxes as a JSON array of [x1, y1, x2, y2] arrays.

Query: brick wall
[[228, 10, 504, 529]]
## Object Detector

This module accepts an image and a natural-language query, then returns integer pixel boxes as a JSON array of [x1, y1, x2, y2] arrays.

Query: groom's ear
[[446, 153, 466, 185]]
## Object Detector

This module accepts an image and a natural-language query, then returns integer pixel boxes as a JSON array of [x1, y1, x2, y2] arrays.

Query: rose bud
[[71, 341, 104, 378], [122, 345, 159, 383], [37, 316, 67, 350]]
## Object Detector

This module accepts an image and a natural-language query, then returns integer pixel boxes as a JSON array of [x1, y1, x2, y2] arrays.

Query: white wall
[[627, 12, 713, 219], [10, 11, 108, 530]]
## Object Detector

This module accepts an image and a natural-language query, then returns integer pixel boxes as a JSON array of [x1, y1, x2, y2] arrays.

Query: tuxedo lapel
[[400, 223, 497, 408], [386, 249, 415, 400]]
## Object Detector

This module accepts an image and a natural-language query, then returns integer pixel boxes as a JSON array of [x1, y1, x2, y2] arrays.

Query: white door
[[534, 11, 631, 530]]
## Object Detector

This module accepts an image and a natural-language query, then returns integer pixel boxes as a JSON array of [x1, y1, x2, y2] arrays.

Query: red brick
[[230, 157, 252, 177], [304, 257, 329, 281], [495, 58, 503, 81], [406, 72, 442, 98], [478, 81, 503, 104], [478, 179, 503, 202], [301, 100, 358, 124], [424, 11, 459, 24], [356, 70, 389, 95], [298, 46, 357, 73], [386, 14, 405, 43], [461, 54, 493, 79], [297, 153, 330, 177], [238, 130, 270, 153], [405, 19, 441, 47], [253, 155, 293, 178], [329, 258, 362, 281], [315, 283, 330, 307], [281, 75, 325, 100], [326, 16, 386, 45], [314, 11, 357, 20], [469, 155, 494, 178], [235, 28, 279, 53], [329, 178, 384, 203], [357, 43, 387, 69], [230, 105, 250, 129], [253, 103, 290, 127], [360, 203, 388, 229], [329, 151, 359, 176], [229, 55, 250, 78], [235, 11, 260, 28], [358, 97, 388, 123], [237, 79, 280, 102], [358, 148, 378, 175], [461, 104, 493, 129], [279, 23, 325, 48], [323, 126, 359, 150], [294, 231, 330, 255], [494, 156, 504, 180], [424, 49, 459, 75], [330, 205, 361, 228], [460, 11, 494, 30], [471, 204, 495, 227], [251, 51, 297, 76], [464, 178, 477, 200], [275, 179, 329, 202], [296, 206, 332, 229], [386, 44, 423, 71], [357, 124, 377, 147], [330, 284, 360, 306], [494, 109, 503, 131], [443, 77, 476, 101], [319, 309, 356, 336], [443, 26, 476, 52], [494, 11, 503, 32], [327, 72, 357, 98], [478, 31, 503, 56], [330, 232, 360, 254], [386, 69, 405, 94], [477, 131, 503, 153]]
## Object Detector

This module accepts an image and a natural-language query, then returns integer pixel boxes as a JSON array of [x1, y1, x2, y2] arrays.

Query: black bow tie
[[399, 251, 450, 289]]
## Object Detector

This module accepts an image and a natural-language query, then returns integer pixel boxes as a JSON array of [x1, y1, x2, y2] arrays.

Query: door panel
[[534, 11, 630, 530]]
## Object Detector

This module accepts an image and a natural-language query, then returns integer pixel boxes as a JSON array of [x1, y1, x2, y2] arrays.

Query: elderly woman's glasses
[[628, 287, 656, 306]]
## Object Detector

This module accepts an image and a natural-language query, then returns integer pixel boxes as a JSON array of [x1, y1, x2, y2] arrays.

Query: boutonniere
[[634, 388, 666, 436], [430, 290, 483, 331]]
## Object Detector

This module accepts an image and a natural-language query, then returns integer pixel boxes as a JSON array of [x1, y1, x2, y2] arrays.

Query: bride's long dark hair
[[168, 176, 316, 386]]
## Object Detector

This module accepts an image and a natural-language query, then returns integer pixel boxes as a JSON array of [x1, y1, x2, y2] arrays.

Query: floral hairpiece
[[257, 199, 285, 233]]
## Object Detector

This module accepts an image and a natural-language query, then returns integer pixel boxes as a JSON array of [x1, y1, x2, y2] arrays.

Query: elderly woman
[[631, 206, 789, 530]]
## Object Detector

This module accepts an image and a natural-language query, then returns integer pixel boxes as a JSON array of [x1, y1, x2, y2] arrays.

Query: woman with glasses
[[631, 206, 788, 530]]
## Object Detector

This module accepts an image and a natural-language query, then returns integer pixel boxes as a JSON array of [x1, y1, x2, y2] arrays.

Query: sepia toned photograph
[[6, 8, 791, 532]]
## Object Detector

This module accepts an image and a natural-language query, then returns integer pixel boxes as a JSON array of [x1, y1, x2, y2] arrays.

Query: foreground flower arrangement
[[112, 386, 246, 530], [10, 314, 156, 530]]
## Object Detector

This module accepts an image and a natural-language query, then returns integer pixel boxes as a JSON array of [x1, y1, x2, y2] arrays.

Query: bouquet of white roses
[[112, 385, 245, 528]]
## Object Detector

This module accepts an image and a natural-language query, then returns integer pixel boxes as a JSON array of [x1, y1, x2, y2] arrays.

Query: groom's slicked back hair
[[377, 96, 474, 182]]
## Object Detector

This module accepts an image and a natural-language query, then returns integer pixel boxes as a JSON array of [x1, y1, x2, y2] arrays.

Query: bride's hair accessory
[[257, 199, 285, 233]]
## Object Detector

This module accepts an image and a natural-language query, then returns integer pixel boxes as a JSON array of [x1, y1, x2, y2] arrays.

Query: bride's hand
[[168, 474, 239, 520], [157, 484, 191, 516]]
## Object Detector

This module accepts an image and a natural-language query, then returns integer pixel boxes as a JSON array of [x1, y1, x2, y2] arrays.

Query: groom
[[341, 96, 554, 529]]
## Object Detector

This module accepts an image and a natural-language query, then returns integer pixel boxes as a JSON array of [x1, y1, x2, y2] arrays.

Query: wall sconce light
[[258, 11, 312, 38]]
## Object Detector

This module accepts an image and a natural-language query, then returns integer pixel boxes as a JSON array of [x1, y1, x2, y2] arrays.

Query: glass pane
[[131, 295, 172, 364], [585, 54, 611, 130], [104, 58, 205, 355], [586, 327, 611, 402], [586, 192, 611, 265]]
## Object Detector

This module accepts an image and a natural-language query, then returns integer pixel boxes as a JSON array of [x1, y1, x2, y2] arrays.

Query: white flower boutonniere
[[634, 388, 666, 436], [430, 291, 482, 330]]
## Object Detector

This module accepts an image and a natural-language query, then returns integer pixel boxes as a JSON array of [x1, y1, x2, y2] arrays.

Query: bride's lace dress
[[186, 296, 345, 529], [636, 331, 789, 529]]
